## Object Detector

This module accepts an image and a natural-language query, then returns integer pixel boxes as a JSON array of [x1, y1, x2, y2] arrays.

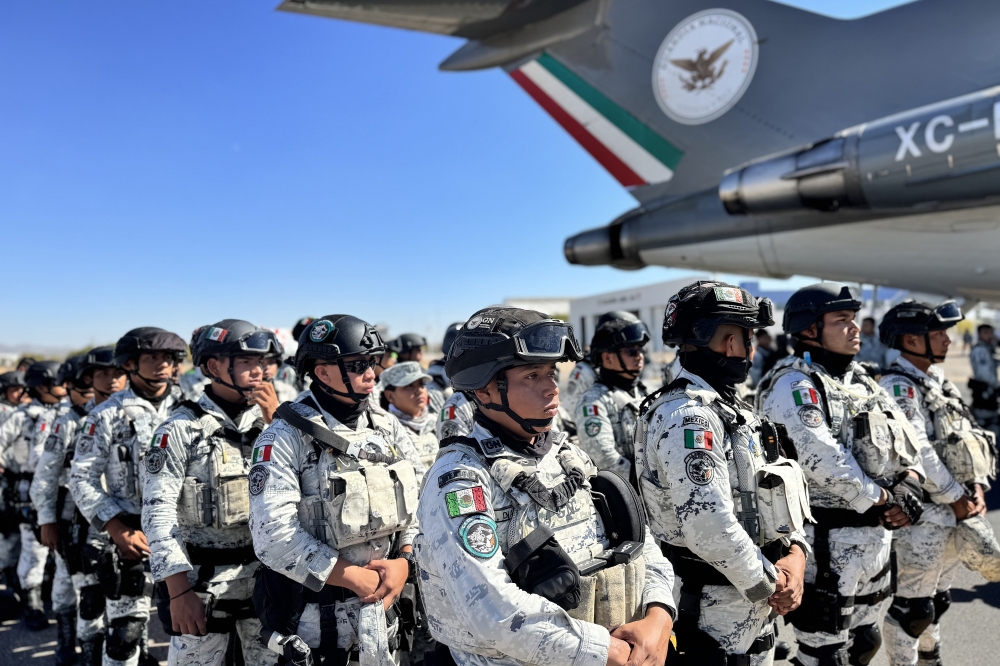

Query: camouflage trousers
[[18, 523, 50, 588], [691, 585, 776, 663], [884, 507, 960, 666]]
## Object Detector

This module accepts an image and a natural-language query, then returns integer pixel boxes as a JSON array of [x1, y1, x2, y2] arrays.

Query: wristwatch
[[401, 550, 417, 580]]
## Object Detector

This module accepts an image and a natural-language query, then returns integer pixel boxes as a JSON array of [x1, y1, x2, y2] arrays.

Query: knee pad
[[796, 642, 850, 666], [887, 596, 935, 639], [78, 584, 106, 621], [932, 590, 951, 622], [119, 559, 147, 598], [105, 617, 144, 661], [847, 623, 882, 665]]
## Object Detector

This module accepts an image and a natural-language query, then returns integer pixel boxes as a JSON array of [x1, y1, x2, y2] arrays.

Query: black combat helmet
[[782, 282, 862, 337], [113, 327, 187, 386], [447, 307, 583, 434], [880, 300, 963, 362], [662, 281, 774, 347], [56, 354, 89, 390], [589, 312, 650, 377], [194, 320, 283, 394], [388, 333, 427, 356], [441, 323, 464, 358], [0, 371, 26, 390], [296, 315, 386, 403], [24, 360, 61, 389]]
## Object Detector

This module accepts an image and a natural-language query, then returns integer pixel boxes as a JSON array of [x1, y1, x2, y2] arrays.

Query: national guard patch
[[684, 451, 715, 485], [798, 406, 824, 428], [459, 515, 499, 559], [895, 398, 917, 420], [44, 435, 59, 453], [682, 415, 710, 429], [145, 448, 165, 475], [480, 437, 504, 456], [584, 418, 601, 437], [77, 436, 94, 455], [308, 320, 335, 343], [248, 465, 269, 495], [440, 421, 461, 438], [446, 486, 487, 517]]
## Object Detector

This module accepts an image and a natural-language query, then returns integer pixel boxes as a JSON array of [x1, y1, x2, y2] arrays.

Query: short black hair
[[755, 329, 770, 338], [863, 317, 876, 324], [979, 324, 994, 333]]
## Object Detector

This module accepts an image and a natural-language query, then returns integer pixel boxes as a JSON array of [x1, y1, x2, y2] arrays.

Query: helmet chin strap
[[920, 333, 946, 363], [477, 369, 554, 436], [614, 349, 640, 380], [313, 360, 367, 403], [203, 358, 254, 399]]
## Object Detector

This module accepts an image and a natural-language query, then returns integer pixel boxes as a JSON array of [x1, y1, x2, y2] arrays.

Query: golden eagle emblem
[[669, 39, 733, 91]]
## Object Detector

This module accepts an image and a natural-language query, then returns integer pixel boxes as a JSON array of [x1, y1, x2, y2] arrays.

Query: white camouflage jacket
[[69, 385, 182, 529], [637, 369, 803, 601], [970, 341, 999, 387], [0, 399, 52, 473], [31, 399, 94, 526], [30, 400, 70, 475], [576, 380, 644, 478], [247, 391, 425, 593], [436, 391, 475, 441], [562, 361, 597, 423], [142, 393, 265, 581], [389, 405, 438, 474], [415, 419, 675, 666], [757, 355, 922, 543]]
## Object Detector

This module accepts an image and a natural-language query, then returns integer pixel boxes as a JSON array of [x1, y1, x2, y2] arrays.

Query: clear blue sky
[[0, 0, 907, 349]]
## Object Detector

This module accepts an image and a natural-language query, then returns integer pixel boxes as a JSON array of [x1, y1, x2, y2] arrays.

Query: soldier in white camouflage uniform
[[142, 320, 283, 666], [417, 307, 676, 666], [248, 315, 425, 666], [436, 390, 474, 441], [637, 281, 810, 665], [876, 301, 998, 666], [31, 354, 100, 663], [967, 324, 1000, 437], [757, 283, 926, 666], [426, 323, 462, 399], [0, 370, 28, 422], [36, 347, 127, 666], [577, 312, 650, 485], [70, 327, 187, 666], [380, 362, 439, 474], [0, 360, 68, 629], [0, 370, 28, 615]]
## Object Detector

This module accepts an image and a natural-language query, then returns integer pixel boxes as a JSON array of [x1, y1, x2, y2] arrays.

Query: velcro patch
[[713, 286, 744, 304], [480, 437, 504, 456], [895, 398, 917, 420], [145, 448, 165, 475], [685, 451, 715, 485], [584, 418, 601, 437], [793, 388, 819, 406], [437, 469, 479, 488], [441, 406, 457, 421], [582, 405, 599, 417], [684, 429, 713, 450], [682, 415, 710, 429], [153, 433, 169, 448], [257, 431, 276, 443], [459, 515, 499, 559], [446, 486, 488, 517], [252, 445, 272, 464], [798, 405, 824, 428], [248, 465, 269, 495], [893, 385, 915, 399]]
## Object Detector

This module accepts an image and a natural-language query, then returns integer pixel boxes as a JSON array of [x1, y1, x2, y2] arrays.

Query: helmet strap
[[477, 370, 554, 436], [922, 333, 946, 363], [313, 360, 367, 403], [203, 358, 253, 399]]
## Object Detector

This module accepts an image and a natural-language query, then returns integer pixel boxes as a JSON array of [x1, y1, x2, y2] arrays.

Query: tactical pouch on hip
[[505, 524, 582, 611], [568, 552, 645, 631], [756, 460, 812, 543], [852, 412, 893, 479]]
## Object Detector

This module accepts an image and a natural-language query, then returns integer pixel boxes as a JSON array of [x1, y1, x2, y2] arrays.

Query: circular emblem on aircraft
[[652, 9, 759, 125]]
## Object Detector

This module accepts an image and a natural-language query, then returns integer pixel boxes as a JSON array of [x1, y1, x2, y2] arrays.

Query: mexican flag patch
[[893, 385, 914, 398], [441, 406, 456, 421], [684, 430, 713, 450], [252, 445, 272, 464], [793, 388, 819, 405], [154, 433, 169, 448], [207, 327, 229, 342], [85, 423, 96, 436], [582, 405, 599, 417], [446, 486, 487, 517]]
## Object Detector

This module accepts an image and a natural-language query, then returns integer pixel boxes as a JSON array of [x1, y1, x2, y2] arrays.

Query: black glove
[[882, 472, 924, 530]]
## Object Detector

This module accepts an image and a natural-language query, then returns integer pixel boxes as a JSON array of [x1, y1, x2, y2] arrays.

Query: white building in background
[[569, 276, 709, 352], [503, 297, 571, 319]]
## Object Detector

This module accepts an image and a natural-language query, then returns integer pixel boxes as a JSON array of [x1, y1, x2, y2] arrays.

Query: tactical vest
[[281, 400, 419, 550], [637, 380, 811, 549], [758, 361, 920, 483], [884, 367, 997, 485], [603, 385, 643, 462], [174, 401, 263, 530]]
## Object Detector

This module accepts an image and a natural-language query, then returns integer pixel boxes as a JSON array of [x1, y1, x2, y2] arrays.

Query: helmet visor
[[932, 301, 963, 326], [514, 322, 583, 361], [613, 322, 651, 347], [86, 348, 116, 366], [239, 330, 281, 355]]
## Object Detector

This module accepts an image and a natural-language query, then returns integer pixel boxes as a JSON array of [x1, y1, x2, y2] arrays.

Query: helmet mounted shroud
[[194, 320, 283, 396], [589, 312, 651, 379], [879, 300, 963, 363], [446, 307, 584, 435], [661, 281, 774, 348], [295, 315, 386, 403], [782, 282, 862, 342], [114, 327, 187, 388]]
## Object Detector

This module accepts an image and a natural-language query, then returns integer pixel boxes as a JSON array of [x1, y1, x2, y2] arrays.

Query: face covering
[[793, 340, 854, 377], [313, 384, 369, 429], [679, 345, 751, 401]]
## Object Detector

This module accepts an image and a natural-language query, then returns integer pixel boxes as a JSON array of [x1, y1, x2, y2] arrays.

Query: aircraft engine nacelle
[[719, 86, 1000, 215]]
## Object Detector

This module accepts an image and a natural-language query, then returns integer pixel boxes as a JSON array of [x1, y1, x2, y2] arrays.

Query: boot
[[22, 586, 50, 631], [78, 634, 105, 666], [55, 609, 79, 666], [0, 566, 23, 621]]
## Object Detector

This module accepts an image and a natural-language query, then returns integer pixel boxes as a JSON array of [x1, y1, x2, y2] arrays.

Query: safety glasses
[[85, 348, 115, 366], [613, 322, 651, 347], [932, 301, 963, 325], [341, 358, 379, 374], [513, 322, 583, 360], [239, 330, 281, 355]]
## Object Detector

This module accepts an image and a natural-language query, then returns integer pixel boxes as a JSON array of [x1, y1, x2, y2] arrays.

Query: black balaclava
[[473, 409, 553, 459], [205, 385, 248, 424], [679, 347, 748, 403], [313, 382, 368, 430], [793, 339, 854, 377], [598, 366, 641, 393]]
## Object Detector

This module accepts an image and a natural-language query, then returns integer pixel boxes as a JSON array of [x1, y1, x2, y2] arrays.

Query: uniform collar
[[295, 389, 371, 433], [198, 390, 262, 430], [892, 355, 943, 384]]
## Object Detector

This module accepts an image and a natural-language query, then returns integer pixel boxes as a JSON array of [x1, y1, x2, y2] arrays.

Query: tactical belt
[[186, 543, 258, 567], [663, 542, 789, 593], [810, 506, 882, 529]]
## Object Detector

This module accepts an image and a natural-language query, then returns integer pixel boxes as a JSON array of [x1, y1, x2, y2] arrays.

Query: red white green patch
[[582, 405, 599, 417], [684, 429, 713, 450], [39, 423, 46, 432], [441, 406, 457, 421], [207, 327, 229, 342], [446, 486, 487, 518], [154, 433, 169, 448], [252, 445, 272, 464], [713, 287, 744, 304], [793, 388, 819, 406], [85, 423, 96, 436], [893, 385, 915, 398]]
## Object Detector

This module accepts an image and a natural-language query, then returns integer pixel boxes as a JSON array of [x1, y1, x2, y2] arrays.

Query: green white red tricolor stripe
[[510, 53, 683, 188]]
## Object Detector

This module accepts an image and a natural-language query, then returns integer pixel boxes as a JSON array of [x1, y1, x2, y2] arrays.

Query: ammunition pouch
[[755, 460, 812, 543], [937, 429, 997, 485], [178, 476, 251, 530], [567, 546, 645, 631]]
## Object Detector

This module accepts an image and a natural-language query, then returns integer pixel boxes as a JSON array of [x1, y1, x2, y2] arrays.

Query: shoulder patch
[[480, 437, 504, 456], [44, 435, 59, 453], [440, 421, 462, 439], [891, 384, 915, 399], [248, 465, 269, 495], [77, 434, 94, 455], [792, 388, 819, 405], [894, 398, 918, 420], [437, 469, 480, 489], [684, 450, 715, 486], [790, 379, 813, 389], [582, 405, 599, 417], [584, 418, 601, 437], [257, 431, 276, 443], [145, 448, 166, 475], [446, 486, 488, 517], [152, 432, 169, 448], [684, 429, 713, 450], [459, 515, 499, 559], [682, 415, 710, 429], [251, 444, 273, 465], [441, 405, 458, 421], [798, 405, 824, 428]]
